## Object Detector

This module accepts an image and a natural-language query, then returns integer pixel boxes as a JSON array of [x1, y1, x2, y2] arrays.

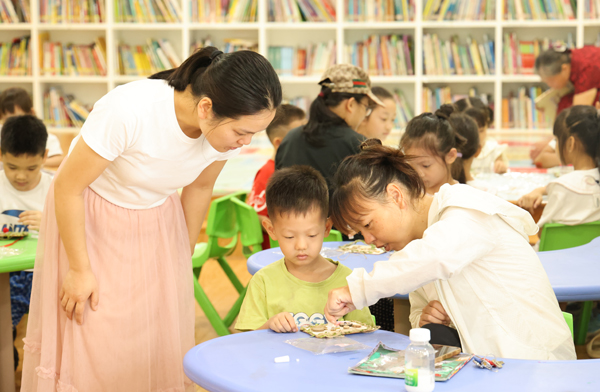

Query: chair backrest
[[231, 194, 264, 258], [538, 221, 600, 251], [205, 193, 241, 239], [563, 312, 574, 338], [269, 229, 343, 248]]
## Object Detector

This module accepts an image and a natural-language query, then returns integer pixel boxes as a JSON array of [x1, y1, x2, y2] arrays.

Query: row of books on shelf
[[268, 41, 335, 76], [344, 34, 414, 76], [585, 0, 600, 18], [193, 0, 257, 22], [190, 37, 258, 54], [40, 0, 103, 23], [114, 0, 182, 23], [0, 0, 29, 23], [40, 35, 106, 76], [268, 0, 335, 22], [503, 33, 573, 75], [422, 86, 493, 117], [424, 0, 495, 21], [0, 36, 30, 76], [118, 38, 181, 76], [346, 0, 413, 22], [423, 34, 494, 76], [504, 0, 576, 20], [502, 86, 552, 129], [44, 87, 90, 128]]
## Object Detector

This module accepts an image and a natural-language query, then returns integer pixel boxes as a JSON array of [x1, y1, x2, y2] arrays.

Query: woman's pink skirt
[[20, 183, 195, 392]]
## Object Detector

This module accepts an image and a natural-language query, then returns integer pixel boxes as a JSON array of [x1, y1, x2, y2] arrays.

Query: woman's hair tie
[[456, 152, 463, 158], [318, 91, 325, 97]]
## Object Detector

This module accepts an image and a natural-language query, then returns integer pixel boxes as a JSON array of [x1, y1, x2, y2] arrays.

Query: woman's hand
[[518, 186, 546, 212], [268, 312, 298, 333], [324, 286, 356, 323], [19, 210, 42, 231], [59, 268, 99, 325], [494, 159, 508, 174], [419, 300, 451, 327]]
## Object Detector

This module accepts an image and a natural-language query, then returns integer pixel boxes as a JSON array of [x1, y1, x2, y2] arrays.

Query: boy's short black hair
[[266, 165, 328, 220], [266, 104, 306, 142], [1, 115, 48, 157], [0, 87, 33, 116]]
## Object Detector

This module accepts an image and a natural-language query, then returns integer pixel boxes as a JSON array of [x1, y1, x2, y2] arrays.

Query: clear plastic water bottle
[[404, 328, 435, 392]]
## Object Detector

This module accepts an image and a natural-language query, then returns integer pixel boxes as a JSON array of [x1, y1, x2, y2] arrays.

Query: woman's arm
[[180, 160, 227, 255], [55, 138, 112, 325], [572, 88, 598, 106]]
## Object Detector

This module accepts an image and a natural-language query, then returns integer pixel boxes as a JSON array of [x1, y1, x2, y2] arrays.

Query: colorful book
[[423, 34, 494, 76], [0, 35, 30, 76], [117, 38, 180, 76], [269, 41, 336, 76], [344, 34, 413, 76], [115, 0, 181, 22]]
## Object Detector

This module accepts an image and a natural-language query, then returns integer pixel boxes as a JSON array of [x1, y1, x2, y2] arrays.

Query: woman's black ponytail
[[149, 46, 282, 119]]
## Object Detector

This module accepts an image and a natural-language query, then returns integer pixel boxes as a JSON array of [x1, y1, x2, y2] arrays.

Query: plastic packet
[[0, 247, 23, 259], [285, 336, 370, 355]]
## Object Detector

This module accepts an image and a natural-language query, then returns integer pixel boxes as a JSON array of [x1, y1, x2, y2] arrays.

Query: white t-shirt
[[537, 168, 600, 229], [47, 133, 63, 157], [0, 170, 53, 213], [68, 79, 240, 210], [471, 138, 508, 175]]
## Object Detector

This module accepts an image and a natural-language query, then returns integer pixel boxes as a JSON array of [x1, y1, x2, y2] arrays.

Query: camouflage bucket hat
[[318, 64, 385, 107]]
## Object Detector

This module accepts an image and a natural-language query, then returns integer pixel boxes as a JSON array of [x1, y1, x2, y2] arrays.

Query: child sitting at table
[[0, 87, 64, 169], [519, 105, 600, 230], [448, 113, 482, 186], [247, 104, 306, 250], [455, 97, 509, 174], [236, 166, 374, 332], [400, 104, 467, 195], [356, 86, 397, 142], [0, 115, 52, 369]]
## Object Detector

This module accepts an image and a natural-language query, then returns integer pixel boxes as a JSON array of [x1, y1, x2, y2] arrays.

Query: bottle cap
[[409, 328, 431, 342]]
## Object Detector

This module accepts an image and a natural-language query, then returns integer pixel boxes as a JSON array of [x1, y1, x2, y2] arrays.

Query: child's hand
[[268, 312, 298, 333], [518, 187, 545, 211], [419, 300, 451, 327], [19, 210, 42, 231], [493, 159, 508, 174]]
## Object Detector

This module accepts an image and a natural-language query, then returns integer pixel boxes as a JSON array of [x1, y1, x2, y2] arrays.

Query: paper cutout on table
[[301, 320, 379, 338], [338, 241, 387, 255], [349, 342, 472, 381]]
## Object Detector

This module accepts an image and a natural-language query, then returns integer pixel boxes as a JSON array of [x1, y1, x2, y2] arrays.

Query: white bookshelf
[[0, 0, 597, 137]]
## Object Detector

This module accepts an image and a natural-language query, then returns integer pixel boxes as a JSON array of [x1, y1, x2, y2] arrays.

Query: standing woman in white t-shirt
[[20, 47, 281, 392]]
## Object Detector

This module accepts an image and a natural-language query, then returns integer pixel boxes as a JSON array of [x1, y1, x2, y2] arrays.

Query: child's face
[[1, 151, 47, 191], [404, 146, 454, 194], [202, 109, 276, 153], [264, 208, 332, 269], [358, 98, 397, 141]]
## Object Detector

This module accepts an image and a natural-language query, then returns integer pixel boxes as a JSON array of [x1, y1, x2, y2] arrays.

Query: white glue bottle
[[404, 328, 435, 392]]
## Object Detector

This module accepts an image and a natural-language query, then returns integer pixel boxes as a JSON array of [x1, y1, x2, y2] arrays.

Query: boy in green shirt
[[236, 166, 373, 332]]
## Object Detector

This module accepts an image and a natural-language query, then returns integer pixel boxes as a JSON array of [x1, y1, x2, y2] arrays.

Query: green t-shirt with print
[[235, 258, 374, 331]]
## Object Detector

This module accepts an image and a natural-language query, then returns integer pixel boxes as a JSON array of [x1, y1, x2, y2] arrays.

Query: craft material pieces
[[338, 241, 387, 255], [349, 342, 472, 381], [301, 320, 380, 338], [473, 355, 504, 371], [1, 210, 29, 238], [274, 356, 289, 363]]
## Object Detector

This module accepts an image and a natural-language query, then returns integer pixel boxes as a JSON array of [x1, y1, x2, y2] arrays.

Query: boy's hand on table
[[59, 267, 99, 325], [19, 210, 42, 231], [518, 187, 545, 212], [419, 300, 451, 327], [324, 286, 356, 323], [268, 312, 298, 333]]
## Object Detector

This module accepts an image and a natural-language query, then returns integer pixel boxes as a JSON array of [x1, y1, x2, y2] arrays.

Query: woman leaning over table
[[324, 139, 576, 361], [20, 47, 281, 391]]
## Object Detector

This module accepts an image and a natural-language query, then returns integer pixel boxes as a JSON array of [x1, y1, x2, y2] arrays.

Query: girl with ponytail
[[519, 105, 600, 230], [324, 139, 576, 360], [399, 104, 467, 194], [20, 47, 281, 391]]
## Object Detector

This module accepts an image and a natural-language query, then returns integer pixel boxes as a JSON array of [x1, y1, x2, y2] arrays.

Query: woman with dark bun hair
[[21, 47, 281, 391], [323, 139, 576, 360]]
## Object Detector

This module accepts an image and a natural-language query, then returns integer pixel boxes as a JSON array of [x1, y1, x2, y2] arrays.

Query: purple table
[[183, 330, 600, 392]]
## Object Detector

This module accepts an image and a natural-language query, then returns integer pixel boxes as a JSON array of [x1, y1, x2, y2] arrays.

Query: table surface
[[249, 239, 600, 303], [247, 241, 408, 300], [183, 330, 600, 392], [0, 236, 37, 273], [537, 237, 600, 302]]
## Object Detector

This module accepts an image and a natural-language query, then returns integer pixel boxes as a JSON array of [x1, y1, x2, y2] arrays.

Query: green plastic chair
[[539, 221, 600, 345], [231, 193, 264, 258], [563, 312, 574, 338], [192, 191, 247, 336], [269, 229, 343, 248]]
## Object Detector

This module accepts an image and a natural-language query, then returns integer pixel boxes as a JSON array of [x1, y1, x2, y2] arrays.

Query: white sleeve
[[537, 183, 567, 229], [346, 208, 496, 309], [79, 93, 135, 161], [46, 133, 63, 157]]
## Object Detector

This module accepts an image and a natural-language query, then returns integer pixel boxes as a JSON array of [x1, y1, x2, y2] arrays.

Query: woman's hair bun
[[360, 138, 383, 150], [435, 104, 455, 120]]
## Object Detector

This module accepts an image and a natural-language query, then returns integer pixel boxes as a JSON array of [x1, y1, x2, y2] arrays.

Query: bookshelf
[[0, 0, 598, 139]]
